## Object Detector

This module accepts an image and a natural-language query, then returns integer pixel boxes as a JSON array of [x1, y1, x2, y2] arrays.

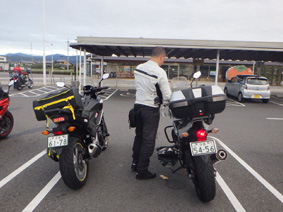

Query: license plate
[[253, 95, 260, 99], [190, 139, 217, 156], [47, 134, 68, 148]]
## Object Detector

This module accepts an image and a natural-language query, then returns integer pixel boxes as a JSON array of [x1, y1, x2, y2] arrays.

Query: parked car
[[224, 75, 270, 103]]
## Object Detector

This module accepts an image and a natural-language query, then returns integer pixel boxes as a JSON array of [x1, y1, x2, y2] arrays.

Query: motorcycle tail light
[[54, 131, 63, 135], [53, 117, 65, 123], [196, 129, 207, 141]]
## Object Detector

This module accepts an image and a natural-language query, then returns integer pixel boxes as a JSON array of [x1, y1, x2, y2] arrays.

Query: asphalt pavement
[[0, 73, 283, 211]]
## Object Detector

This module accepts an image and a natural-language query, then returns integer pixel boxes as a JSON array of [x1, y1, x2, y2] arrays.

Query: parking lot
[[0, 80, 282, 211]]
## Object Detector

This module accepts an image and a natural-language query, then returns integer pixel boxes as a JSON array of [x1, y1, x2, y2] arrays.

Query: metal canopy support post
[[215, 50, 220, 85], [79, 48, 82, 90], [75, 50, 78, 81], [101, 56, 104, 78], [100, 56, 104, 86], [84, 49, 86, 87]]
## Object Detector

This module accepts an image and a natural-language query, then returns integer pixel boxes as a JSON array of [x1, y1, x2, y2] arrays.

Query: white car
[[224, 75, 270, 103]]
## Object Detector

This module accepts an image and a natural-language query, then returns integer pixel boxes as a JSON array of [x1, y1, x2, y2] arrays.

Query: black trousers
[[132, 104, 160, 174]]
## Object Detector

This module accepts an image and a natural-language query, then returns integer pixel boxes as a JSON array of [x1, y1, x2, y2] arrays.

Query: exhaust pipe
[[216, 149, 227, 161], [88, 143, 101, 157], [211, 149, 227, 164]]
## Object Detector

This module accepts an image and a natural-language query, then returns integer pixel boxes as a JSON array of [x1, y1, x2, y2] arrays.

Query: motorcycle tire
[[192, 156, 216, 202], [59, 136, 89, 190], [16, 82, 23, 91], [99, 116, 109, 151], [28, 79, 33, 89], [0, 110, 14, 138]]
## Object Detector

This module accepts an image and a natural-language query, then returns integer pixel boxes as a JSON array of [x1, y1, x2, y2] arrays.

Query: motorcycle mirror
[[56, 82, 65, 88], [102, 73, 109, 80], [193, 71, 201, 79]]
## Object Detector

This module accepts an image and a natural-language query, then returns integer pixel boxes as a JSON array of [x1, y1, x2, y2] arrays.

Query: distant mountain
[[3, 53, 79, 64]]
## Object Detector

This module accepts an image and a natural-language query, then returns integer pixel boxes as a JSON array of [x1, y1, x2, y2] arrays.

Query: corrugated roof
[[70, 37, 283, 62]]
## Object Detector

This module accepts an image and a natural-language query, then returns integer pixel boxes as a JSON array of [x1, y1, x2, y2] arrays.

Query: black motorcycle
[[9, 68, 33, 90], [33, 74, 110, 189], [157, 71, 227, 202]]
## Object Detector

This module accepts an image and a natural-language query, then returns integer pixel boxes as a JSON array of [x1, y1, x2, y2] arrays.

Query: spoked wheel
[[59, 136, 89, 190], [28, 79, 33, 89], [98, 116, 109, 151], [0, 111, 14, 138], [192, 156, 216, 202]]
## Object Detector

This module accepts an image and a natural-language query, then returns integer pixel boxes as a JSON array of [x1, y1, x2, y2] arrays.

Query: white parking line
[[270, 101, 283, 107], [211, 136, 283, 204], [0, 150, 45, 189], [266, 118, 283, 121], [104, 89, 118, 100], [9, 86, 62, 97], [226, 98, 246, 107], [22, 172, 61, 212], [216, 172, 246, 212]]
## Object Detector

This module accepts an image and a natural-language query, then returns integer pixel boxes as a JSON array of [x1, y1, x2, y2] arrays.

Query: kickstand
[[170, 166, 182, 173]]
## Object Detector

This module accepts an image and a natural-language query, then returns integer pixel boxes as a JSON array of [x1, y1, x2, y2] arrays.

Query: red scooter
[[0, 82, 14, 138]]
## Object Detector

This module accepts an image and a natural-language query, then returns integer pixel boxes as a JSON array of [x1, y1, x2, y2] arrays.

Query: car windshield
[[246, 78, 268, 85]]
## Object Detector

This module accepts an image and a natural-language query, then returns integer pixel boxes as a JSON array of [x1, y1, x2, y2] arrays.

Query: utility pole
[[42, 0, 46, 86]]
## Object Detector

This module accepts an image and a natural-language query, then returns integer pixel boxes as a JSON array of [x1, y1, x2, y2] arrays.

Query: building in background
[[0, 56, 9, 71]]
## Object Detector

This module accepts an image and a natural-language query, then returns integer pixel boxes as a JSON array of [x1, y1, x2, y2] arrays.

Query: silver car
[[224, 75, 270, 103]]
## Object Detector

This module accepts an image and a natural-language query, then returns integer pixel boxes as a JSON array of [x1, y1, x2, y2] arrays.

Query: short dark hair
[[151, 46, 166, 57]]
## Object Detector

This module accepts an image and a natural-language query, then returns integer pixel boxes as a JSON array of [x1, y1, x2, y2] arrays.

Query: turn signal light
[[212, 128, 219, 134], [42, 130, 49, 135], [68, 126, 76, 132], [182, 132, 189, 137]]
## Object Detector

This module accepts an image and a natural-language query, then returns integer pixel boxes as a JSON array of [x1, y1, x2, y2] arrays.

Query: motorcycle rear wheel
[[192, 156, 216, 202], [99, 116, 109, 151], [0, 111, 14, 138], [59, 136, 89, 190]]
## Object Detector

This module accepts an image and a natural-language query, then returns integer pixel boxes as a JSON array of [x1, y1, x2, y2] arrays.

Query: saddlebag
[[169, 85, 226, 119], [33, 86, 83, 121]]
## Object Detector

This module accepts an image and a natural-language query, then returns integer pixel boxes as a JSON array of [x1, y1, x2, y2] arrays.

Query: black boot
[[136, 171, 156, 180]]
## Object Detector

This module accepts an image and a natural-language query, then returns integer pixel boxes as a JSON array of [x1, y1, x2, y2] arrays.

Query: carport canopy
[[70, 36, 283, 86], [70, 37, 283, 62]]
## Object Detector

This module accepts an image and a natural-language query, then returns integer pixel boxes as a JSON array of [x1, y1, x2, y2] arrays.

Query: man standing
[[132, 46, 171, 180]]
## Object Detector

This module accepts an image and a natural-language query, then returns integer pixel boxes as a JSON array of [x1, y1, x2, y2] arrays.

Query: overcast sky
[[1, 0, 283, 56]]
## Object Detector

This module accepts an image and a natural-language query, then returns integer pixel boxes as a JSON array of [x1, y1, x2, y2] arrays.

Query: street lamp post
[[42, 0, 46, 86], [51, 43, 53, 78]]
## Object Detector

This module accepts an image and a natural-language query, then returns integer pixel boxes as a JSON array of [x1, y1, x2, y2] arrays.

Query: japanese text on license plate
[[47, 134, 68, 148], [190, 139, 217, 156]]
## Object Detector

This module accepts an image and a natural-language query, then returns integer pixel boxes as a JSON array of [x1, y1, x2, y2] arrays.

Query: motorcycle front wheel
[[192, 156, 216, 202], [28, 79, 33, 89], [15, 82, 23, 90], [59, 136, 89, 190], [0, 111, 14, 138]]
